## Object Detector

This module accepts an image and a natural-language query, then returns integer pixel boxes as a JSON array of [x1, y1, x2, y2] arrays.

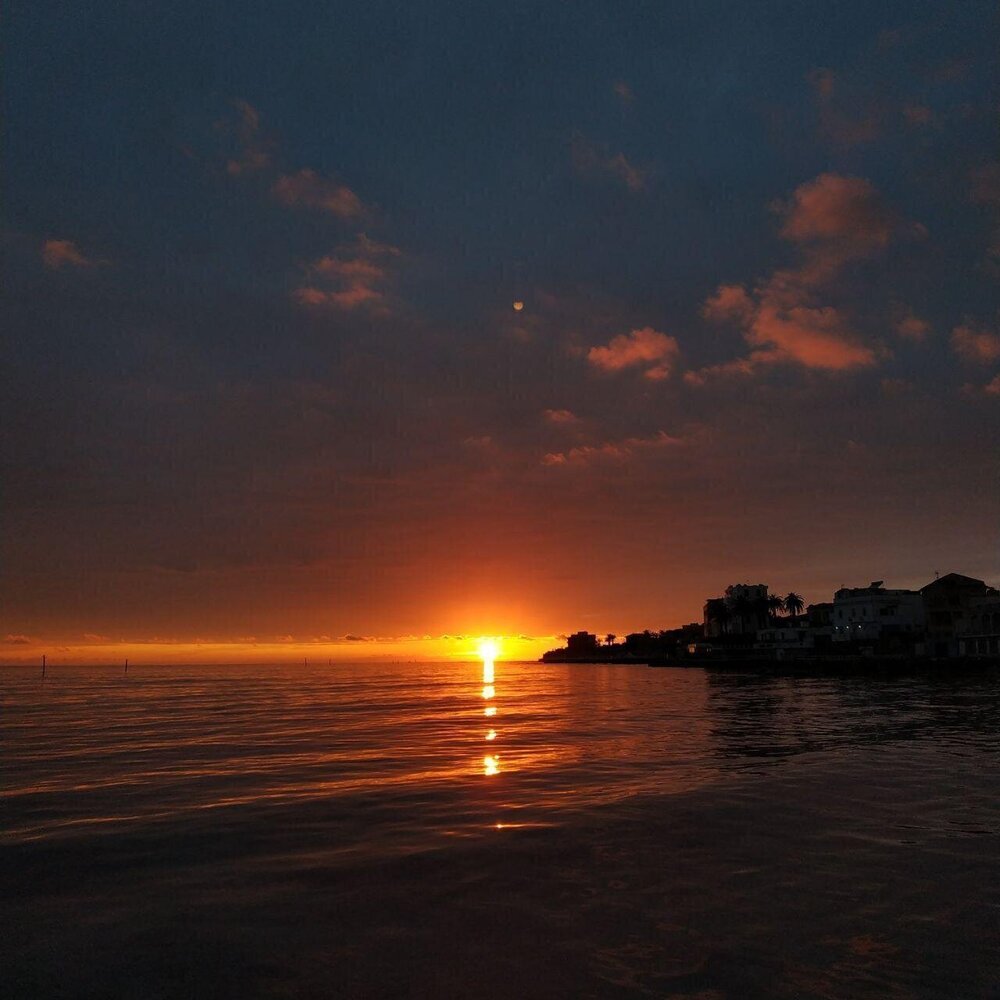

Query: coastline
[[539, 653, 1000, 674]]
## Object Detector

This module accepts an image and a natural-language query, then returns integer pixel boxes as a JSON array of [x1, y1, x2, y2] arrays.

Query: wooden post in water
[[125, 658, 129, 674], [41, 654, 46, 678]]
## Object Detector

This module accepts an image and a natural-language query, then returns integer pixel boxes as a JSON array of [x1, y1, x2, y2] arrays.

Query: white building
[[832, 581, 924, 644], [957, 599, 1000, 658]]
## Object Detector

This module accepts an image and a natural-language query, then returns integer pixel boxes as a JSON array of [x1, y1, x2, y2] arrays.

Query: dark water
[[4, 661, 1000, 999]]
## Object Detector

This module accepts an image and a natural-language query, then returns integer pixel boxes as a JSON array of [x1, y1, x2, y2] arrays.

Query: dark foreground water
[[4, 661, 1000, 999]]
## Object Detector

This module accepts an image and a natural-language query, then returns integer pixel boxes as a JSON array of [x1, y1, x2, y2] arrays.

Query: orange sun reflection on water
[[479, 639, 500, 777]]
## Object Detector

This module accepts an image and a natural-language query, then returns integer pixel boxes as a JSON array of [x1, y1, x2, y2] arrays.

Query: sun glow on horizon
[[477, 638, 500, 662]]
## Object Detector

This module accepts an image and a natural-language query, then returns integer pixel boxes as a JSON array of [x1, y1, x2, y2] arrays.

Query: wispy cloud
[[220, 99, 272, 176], [951, 322, 1000, 364], [807, 67, 883, 148], [571, 135, 648, 192], [587, 327, 680, 380], [293, 234, 399, 312], [273, 169, 365, 218], [612, 80, 634, 104], [42, 239, 106, 270], [543, 430, 684, 467], [543, 408, 579, 425]]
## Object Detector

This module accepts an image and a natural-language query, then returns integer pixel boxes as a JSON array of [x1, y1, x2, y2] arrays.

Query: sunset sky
[[3, 1, 999, 661]]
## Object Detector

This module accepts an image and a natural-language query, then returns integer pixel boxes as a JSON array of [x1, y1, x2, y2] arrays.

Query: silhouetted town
[[541, 573, 1000, 666]]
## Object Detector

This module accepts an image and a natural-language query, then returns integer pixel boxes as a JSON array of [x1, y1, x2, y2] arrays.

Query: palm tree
[[784, 592, 804, 618], [605, 633, 617, 647], [766, 594, 785, 622]]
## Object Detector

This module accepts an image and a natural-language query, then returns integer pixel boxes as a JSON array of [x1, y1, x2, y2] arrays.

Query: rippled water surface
[[4, 661, 1000, 998]]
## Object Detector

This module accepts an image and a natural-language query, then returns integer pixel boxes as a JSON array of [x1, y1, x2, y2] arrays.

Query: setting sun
[[477, 638, 500, 661]]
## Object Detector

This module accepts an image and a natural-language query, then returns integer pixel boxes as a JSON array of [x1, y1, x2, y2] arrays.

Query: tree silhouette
[[784, 592, 804, 617], [605, 633, 617, 647], [767, 594, 785, 621]]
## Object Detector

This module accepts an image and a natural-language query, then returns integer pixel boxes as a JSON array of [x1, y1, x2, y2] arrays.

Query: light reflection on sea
[[4, 661, 1000, 998], [4, 661, 719, 849]]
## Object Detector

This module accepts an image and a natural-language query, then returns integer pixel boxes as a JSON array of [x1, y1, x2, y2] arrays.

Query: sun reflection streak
[[480, 640, 501, 777]]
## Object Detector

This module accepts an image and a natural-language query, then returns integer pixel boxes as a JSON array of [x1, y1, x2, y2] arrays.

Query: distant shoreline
[[539, 654, 1000, 673]]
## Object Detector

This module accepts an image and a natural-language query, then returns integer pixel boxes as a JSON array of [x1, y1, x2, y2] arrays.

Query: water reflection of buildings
[[482, 655, 499, 776]]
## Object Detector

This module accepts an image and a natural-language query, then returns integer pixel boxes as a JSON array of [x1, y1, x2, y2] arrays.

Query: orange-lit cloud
[[273, 168, 365, 218], [3, 634, 32, 644], [895, 312, 930, 341], [776, 173, 894, 257], [543, 408, 579, 425], [690, 174, 906, 381], [542, 429, 684, 466], [951, 322, 1000, 363], [42, 239, 104, 270], [587, 327, 679, 379], [293, 234, 398, 311], [985, 374, 1000, 395]]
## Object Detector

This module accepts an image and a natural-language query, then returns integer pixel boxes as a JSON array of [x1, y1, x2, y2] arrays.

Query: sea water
[[4, 661, 1000, 997]]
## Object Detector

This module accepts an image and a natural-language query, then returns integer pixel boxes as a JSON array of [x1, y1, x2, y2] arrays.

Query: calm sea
[[4, 661, 1000, 998]]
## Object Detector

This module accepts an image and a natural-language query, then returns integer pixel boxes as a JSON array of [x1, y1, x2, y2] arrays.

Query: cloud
[[3, 634, 32, 644], [985, 374, 1000, 396], [42, 239, 104, 270], [971, 163, 1000, 206], [689, 174, 907, 381], [971, 164, 1000, 270], [542, 430, 684, 467], [81, 633, 109, 642], [571, 136, 648, 192], [221, 99, 272, 176], [951, 322, 1000, 364], [701, 284, 755, 325], [775, 173, 894, 259], [293, 284, 381, 309], [807, 67, 883, 147], [293, 234, 399, 312], [895, 312, 930, 341], [902, 104, 936, 127], [612, 81, 634, 104], [273, 169, 365, 218], [543, 408, 579, 425], [587, 327, 680, 379]]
